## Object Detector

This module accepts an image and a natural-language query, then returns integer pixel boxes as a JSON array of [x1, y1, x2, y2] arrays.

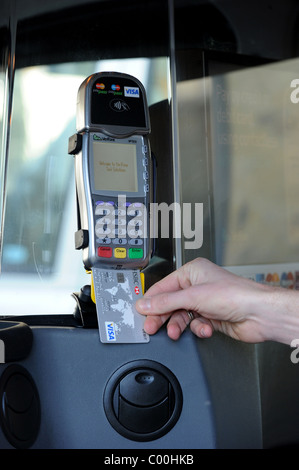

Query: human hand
[[136, 258, 276, 343]]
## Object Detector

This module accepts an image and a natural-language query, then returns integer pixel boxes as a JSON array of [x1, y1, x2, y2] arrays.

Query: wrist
[[254, 285, 299, 345]]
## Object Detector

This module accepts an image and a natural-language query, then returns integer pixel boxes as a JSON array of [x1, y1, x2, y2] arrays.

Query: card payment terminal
[[68, 72, 153, 271]]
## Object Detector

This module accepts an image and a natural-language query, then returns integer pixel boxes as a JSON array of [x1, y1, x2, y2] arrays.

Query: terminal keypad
[[94, 200, 145, 261]]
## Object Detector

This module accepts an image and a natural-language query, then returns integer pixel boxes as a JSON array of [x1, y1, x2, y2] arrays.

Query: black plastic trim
[[0, 321, 33, 362]]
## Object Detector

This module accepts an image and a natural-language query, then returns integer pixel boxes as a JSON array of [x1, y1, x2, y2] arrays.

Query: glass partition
[[209, 59, 299, 270], [174, 1, 299, 287], [0, 0, 170, 315], [0, 20, 13, 275], [177, 50, 299, 286]]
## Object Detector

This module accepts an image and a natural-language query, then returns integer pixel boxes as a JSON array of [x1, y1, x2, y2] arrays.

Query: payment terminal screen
[[93, 140, 138, 192]]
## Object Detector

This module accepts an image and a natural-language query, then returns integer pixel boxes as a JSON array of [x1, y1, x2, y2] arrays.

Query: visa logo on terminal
[[124, 86, 140, 98]]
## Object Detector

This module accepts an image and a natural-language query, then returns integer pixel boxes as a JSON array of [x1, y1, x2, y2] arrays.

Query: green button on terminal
[[129, 247, 143, 259]]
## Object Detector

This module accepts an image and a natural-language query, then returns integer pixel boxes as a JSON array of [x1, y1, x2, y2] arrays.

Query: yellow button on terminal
[[114, 247, 127, 258]]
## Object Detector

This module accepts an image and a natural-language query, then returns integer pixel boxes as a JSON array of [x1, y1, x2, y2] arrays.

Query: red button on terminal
[[98, 246, 112, 258]]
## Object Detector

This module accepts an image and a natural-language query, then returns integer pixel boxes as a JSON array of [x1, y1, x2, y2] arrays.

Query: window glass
[[0, 44, 169, 314], [173, 1, 299, 297], [0, 0, 170, 316], [208, 59, 299, 267], [174, 0, 299, 284], [0, 52, 6, 246], [0, 25, 10, 267], [177, 55, 299, 272]]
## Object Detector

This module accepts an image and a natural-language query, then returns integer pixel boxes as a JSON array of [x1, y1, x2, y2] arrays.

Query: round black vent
[[103, 360, 183, 442], [0, 364, 40, 448]]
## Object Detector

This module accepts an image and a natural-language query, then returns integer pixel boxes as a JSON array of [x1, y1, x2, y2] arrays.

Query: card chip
[[117, 272, 125, 284]]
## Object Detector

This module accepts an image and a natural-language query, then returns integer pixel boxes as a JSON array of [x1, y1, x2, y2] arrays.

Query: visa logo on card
[[105, 322, 116, 341]]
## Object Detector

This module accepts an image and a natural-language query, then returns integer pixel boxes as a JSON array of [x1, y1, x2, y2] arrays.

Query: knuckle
[[149, 292, 170, 313], [158, 292, 170, 309]]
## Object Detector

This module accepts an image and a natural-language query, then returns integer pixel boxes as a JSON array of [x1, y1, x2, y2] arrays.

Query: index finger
[[144, 265, 188, 297]]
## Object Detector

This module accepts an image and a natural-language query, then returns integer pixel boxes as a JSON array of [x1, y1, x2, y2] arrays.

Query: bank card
[[92, 267, 149, 343]]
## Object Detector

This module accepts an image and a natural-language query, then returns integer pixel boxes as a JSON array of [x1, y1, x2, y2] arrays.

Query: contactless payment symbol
[[109, 99, 130, 112]]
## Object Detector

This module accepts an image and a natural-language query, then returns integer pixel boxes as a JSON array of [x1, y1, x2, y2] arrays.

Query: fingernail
[[200, 328, 206, 337], [136, 298, 151, 312]]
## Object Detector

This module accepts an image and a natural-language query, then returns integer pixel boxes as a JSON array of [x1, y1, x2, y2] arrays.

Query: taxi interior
[[0, 0, 299, 449]]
